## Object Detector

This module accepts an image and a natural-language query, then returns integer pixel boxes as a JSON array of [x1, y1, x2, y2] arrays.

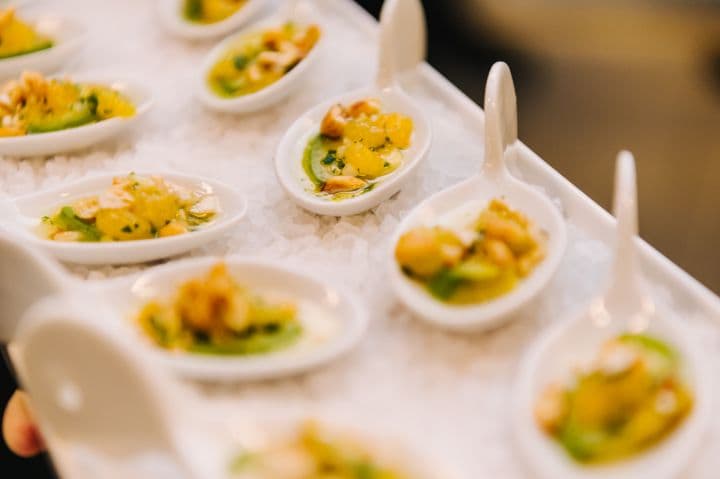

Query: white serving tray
[[1, 0, 718, 477]]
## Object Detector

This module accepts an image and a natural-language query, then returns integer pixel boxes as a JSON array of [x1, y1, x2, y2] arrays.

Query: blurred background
[[358, 0, 720, 293]]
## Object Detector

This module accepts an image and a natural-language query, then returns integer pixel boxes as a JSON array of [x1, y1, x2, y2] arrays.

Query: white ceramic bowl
[[512, 152, 712, 479], [512, 303, 712, 479], [156, 0, 268, 40], [197, 10, 324, 113], [110, 256, 368, 381], [388, 170, 567, 331], [0, 171, 247, 264], [0, 10, 86, 79], [0, 73, 153, 157], [275, 87, 432, 216]]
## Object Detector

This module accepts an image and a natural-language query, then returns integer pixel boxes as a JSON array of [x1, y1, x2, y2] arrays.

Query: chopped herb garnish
[[321, 151, 336, 165], [233, 55, 250, 70], [121, 225, 132, 233]]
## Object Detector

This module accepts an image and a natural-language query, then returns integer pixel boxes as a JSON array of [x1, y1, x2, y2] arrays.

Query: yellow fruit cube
[[95, 209, 153, 240], [344, 118, 387, 148], [343, 142, 385, 178], [383, 113, 413, 148], [132, 190, 180, 230]]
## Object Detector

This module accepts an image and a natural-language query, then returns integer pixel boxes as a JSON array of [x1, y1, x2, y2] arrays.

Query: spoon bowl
[[11, 294, 198, 479], [105, 255, 368, 381], [206, 406, 463, 479], [156, 0, 267, 40], [197, 1, 324, 113], [0, 73, 153, 157], [274, 0, 431, 216], [275, 86, 431, 216], [512, 152, 712, 479], [0, 9, 87, 79], [388, 62, 567, 331], [0, 171, 247, 264]]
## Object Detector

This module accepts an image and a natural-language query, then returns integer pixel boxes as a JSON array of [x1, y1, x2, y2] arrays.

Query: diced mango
[[395, 227, 461, 278], [344, 118, 386, 148], [132, 190, 180, 230], [95, 209, 153, 240], [383, 113, 413, 148], [343, 142, 385, 178]]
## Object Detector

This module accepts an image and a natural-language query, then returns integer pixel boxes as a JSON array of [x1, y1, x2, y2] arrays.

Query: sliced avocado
[[26, 100, 97, 134], [184, 0, 203, 21], [449, 259, 501, 282], [52, 206, 101, 241], [559, 422, 608, 463], [427, 268, 462, 300], [302, 135, 334, 187], [215, 76, 247, 96], [188, 322, 302, 356], [0, 40, 54, 59]]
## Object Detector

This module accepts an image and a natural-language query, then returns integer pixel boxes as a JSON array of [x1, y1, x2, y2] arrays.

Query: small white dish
[[110, 256, 368, 381], [0, 171, 247, 264], [0, 9, 86, 79], [197, 1, 324, 113], [512, 152, 712, 479], [207, 409, 463, 479], [388, 62, 567, 331], [0, 73, 152, 157], [274, 0, 432, 217], [156, 0, 267, 41]]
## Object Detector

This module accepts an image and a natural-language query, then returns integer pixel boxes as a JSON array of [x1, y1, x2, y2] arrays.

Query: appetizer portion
[[41, 174, 218, 242], [207, 22, 320, 98], [184, 0, 247, 24], [304, 99, 414, 200], [230, 421, 413, 478], [138, 263, 302, 356], [535, 334, 693, 464], [0, 8, 53, 59], [0, 71, 135, 137], [395, 199, 545, 304]]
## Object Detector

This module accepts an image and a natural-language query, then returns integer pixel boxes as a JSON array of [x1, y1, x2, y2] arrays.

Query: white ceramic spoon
[[197, 0, 324, 113], [274, 0, 432, 216], [112, 255, 368, 381], [9, 296, 197, 479], [156, 0, 268, 40], [512, 152, 712, 479], [0, 171, 247, 264], [0, 235, 367, 381], [388, 62, 567, 331], [0, 8, 87, 79], [0, 73, 153, 157]]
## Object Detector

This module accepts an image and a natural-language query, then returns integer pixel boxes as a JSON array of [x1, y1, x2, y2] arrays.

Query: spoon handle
[[0, 231, 67, 343], [606, 151, 646, 317], [282, 0, 300, 20], [376, 0, 427, 89], [376, 0, 400, 89], [482, 62, 517, 180]]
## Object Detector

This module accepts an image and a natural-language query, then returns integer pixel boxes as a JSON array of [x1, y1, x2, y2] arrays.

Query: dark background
[[3, 0, 719, 475], [355, 0, 720, 295]]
